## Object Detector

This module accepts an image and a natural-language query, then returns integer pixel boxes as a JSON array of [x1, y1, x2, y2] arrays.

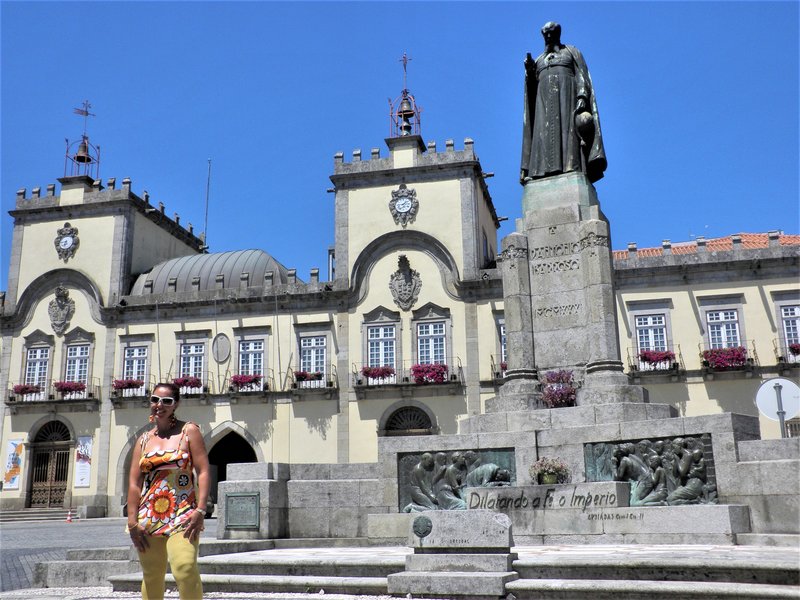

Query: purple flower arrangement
[[410, 363, 448, 384], [173, 376, 202, 389], [541, 370, 577, 408], [54, 381, 86, 393], [13, 384, 40, 395], [702, 346, 748, 370], [112, 378, 144, 390], [638, 350, 676, 364], [230, 374, 262, 387], [360, 366, 395, 379]]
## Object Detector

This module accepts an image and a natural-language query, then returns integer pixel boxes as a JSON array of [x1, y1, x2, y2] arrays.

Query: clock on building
[[54, 222, 80, 261], [389, 184, 419, 227]]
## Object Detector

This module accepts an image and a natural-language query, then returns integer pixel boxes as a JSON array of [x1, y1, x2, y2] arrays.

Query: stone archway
[[28, 420, 72, 508], [378, 400, 439, 436], [207, 431, 258, 506]]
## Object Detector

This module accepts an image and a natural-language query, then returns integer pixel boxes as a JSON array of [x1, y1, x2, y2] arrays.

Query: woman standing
[[127, 382, 209, 599]]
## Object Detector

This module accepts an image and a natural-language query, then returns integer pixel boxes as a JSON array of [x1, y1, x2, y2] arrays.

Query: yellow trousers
[[138, 533, 202, 600]]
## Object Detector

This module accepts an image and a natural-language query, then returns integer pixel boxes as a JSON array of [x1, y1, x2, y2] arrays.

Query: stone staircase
[[0, 507, 76, 524]]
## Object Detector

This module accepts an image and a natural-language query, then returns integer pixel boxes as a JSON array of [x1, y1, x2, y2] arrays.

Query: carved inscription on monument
[[225, 492, 260, 530], [467, 482, 627, 512], [529, 234, 609, 276], [532, 259, 580, 275], [535, 303, 582, 318]]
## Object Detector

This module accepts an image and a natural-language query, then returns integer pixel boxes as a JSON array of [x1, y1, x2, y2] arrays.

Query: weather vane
[[72, 100, 95, 137], [399, 52, 412, 91]]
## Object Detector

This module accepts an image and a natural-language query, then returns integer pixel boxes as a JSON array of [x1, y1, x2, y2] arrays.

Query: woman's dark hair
[[154, 382, 180, 402]]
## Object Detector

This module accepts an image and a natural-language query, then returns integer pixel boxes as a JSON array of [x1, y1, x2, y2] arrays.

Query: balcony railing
[[774, 339, 800, 366], [8, 378, 100, 403], [290, 363, 338, 390], [699, 340, 759, 372], [627, 345, 685, 374], [224, 369, 275, 393], [169, 374, 214, 396], [352, 358, 464, 387], [111, 375, 156, 398]]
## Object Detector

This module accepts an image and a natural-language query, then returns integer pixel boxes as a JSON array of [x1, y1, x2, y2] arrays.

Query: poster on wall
[[3, 440, 24, 490], [74, 436, 93, 488]]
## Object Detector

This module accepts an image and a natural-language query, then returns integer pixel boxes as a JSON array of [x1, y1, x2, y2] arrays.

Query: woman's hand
[[184, 509, 205, 542], [129, 523, 150, 552]]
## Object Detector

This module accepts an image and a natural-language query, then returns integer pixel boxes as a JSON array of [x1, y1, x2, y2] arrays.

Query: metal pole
[[774, 382, 787, 439]]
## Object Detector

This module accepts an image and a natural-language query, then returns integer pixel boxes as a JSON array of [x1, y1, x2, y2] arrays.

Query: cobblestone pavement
[[0, 517, 217, 592]]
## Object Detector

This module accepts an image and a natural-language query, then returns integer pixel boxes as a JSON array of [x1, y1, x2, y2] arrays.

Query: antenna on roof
[[201, 158, 211, 253]]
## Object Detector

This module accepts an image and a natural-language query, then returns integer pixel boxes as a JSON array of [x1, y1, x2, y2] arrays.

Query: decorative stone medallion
[[389, 184, 419, 228], [389, 255, 421, 311], [54, 222, 80, 261], [48, 286, 75, 336], [412, 515, 433, 538]]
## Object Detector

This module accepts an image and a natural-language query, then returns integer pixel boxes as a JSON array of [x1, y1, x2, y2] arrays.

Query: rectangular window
[[64, 344, 90, 398], [122, 346, 148, 396], [25, 348, 50, 396], [635, 314, 668, 352], [368, 325, 396, 368], [707, 310, 741, 348], [180, 342, 205, 379], [239, 340, 264, 376], [417, 322, 446, 365], [781, 305, 800, 362], [299, 336, 326, 388]]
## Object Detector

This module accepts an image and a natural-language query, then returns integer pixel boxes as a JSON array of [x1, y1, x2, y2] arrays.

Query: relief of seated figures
[[402, 450, 512, 512], [596, 436, 717, 506]]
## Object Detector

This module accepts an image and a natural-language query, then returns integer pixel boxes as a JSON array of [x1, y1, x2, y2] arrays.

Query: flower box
[[702, 346, 748, 370], [541, 370, 576, 408], [360, 365, 395, 380], [294, 371, 323, 382], [410, 363, 448, 384], [12, 384, 41, 396], [54, 381, 86, 394], [529, 456, 570, 484], [638, 350, 676, 364], [789, 343, 800, 356], [230, 374, 262, 388], [112, 378, 145, 390], [173, 376, 202, 389]]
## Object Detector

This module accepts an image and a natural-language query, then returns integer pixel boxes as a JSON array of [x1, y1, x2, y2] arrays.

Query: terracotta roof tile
[[612, 232, 799, 261]]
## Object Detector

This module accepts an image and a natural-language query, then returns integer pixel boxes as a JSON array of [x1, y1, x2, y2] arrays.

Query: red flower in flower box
[[638, 350, 675, 364], [13, 384, 41, 395], [54, 381, 86, 393], [541, 370, 576, 408], [113, 378, 144, 390], [789, 343, 800, 356], [410, 363, 448, 384], [702, 347, 748, 370], [173, 376, 202, 389], [231, 374, 262, 387], [360, 366, 395, 380]]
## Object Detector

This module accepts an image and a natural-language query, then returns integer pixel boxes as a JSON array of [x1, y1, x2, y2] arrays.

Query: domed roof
[[130, 249, 292, 295]]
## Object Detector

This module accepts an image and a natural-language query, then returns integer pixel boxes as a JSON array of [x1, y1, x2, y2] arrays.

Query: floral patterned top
[[137, 422, 197, 536]]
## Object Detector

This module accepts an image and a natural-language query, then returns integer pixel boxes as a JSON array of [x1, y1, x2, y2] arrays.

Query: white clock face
[[59, 236, 74, 250], [395, 198, 412, 213]]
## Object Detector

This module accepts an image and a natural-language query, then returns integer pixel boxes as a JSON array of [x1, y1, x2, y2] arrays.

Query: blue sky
[[2, 1, 798, 290]]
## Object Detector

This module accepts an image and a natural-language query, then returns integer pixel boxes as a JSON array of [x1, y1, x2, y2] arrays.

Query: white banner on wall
[[3, 440, 24, 490], [74, 436, 93, 488]]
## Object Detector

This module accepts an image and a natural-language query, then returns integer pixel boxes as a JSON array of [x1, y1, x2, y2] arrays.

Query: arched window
[[384, 406, 433, 436], [33, 420, 71, 442]]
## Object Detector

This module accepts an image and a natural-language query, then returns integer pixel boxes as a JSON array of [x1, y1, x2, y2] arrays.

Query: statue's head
[[494, 469, 511, 483], [421, 452, 434, 469], [541, 21, 562, 45], [434, 452, 447, 466]]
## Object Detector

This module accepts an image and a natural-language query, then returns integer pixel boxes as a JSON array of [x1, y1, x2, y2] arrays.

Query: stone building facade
[[1, 133, 798, 517]]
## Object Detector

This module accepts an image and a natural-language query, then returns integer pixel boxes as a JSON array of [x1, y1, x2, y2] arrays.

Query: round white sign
[[755, 378, 800, 421]]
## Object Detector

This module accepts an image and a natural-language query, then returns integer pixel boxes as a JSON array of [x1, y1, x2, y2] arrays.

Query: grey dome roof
[[130, 250, 291, 295]]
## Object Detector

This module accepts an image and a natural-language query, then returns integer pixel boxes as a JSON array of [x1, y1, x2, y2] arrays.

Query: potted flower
[[541, 370, 576, 408], [54, 381, 87, 396], [410, 363, 448, 384], [13, 383, 41, 396], [702, 346, 748, 371], [529, 456, 570, 485], [230, 373, 262, 392], [173, 376, 203, 389], [789, 343, 800, 356], [361, 365, 395, 380], [638, 349, 676, 365]]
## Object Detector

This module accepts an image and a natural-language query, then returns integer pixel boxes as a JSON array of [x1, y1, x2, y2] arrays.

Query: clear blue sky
[[2, 1, 798, 290]]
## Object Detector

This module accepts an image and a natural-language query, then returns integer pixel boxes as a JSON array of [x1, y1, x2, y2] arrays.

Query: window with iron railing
[[417, 322, 446, 365]]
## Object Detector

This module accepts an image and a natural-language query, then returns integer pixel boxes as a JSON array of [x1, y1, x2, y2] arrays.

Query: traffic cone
[[66, 509, 73, 523]]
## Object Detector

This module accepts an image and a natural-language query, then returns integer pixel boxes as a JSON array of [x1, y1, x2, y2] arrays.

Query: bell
[[398, 98, 414, 118], [75, 139, 92, 163]]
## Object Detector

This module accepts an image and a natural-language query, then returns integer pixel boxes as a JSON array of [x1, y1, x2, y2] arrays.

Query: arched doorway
[[207, 432, 257, 505], [28, 421, 72, 507]]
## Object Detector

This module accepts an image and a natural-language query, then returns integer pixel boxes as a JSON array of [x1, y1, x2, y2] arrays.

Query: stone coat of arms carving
[[48, 286, 75, 336], [389, 255, 421, 311]]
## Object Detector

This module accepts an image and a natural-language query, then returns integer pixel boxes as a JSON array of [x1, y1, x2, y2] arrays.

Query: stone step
[[737, 534, 800, 548], [737, 438, 800, 462], [65, 547, 130, 561], [271, 536, 372, 549], [0, 508, 77, 523], [513, 556, 798, 586], [33, 559, 138, 587], [198, 549, 405, 577], [505, 578, 800, 599], [108, 572, 389, 595]]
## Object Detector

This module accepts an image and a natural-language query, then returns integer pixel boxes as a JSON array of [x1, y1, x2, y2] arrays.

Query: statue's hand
[[524, 52, 534, 70], [519, 169, 528, 184], [575, 98, 587, 113]]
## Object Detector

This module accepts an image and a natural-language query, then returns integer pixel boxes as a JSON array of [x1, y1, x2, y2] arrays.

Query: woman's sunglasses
[[149, 396, 176, 406]]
